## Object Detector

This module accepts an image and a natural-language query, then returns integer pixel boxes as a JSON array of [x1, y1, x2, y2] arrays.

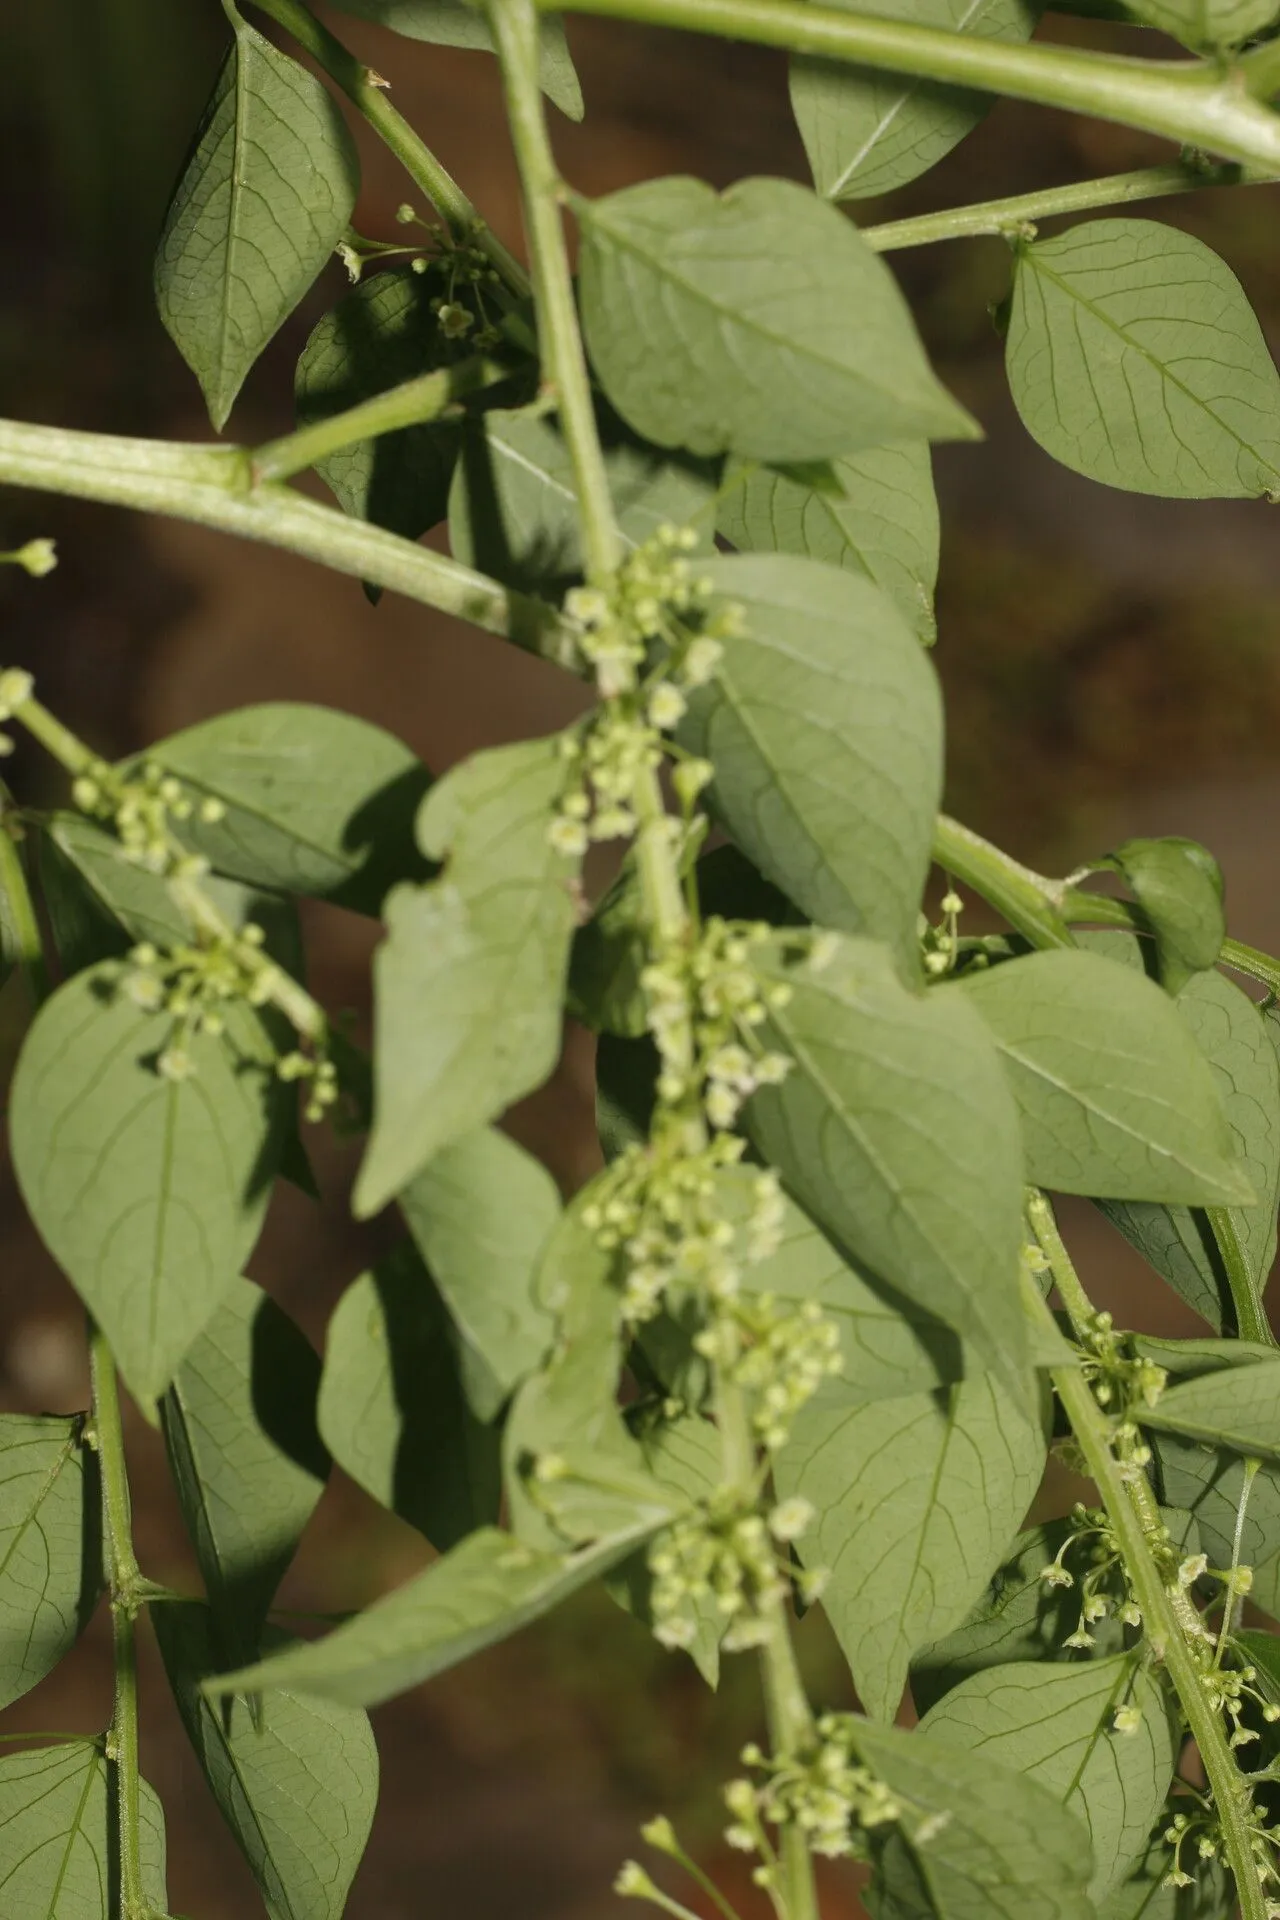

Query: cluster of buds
[[1162, 1808, 1223, 1891], [68, 752, 225, 875], [922, 887, 965, 979], [125, 929, 278, 1073], [276, 1048, 340, 1124], [548, 526, 740, 858], [698, 1293, 842, 1452], [560, 522, 734, 701], [339, 208, 506, 347], [644, 917, 793, 1127], [1074, 1310, 1167, 1480], [649, 1488, 788, 1655], [724, 1717, 910, 1869], [1038, 1503, 1143, 1647]]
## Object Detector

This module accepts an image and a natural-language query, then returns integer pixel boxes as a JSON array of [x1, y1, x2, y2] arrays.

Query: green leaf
[[448, 405, 715, 596], [154, 10, 360, 430], [0, 1742, 167, 1919], [717, 444, 939, 644], [317, 1242, 500, 1549], [295, 268, 464, 553], [0, 1418, 100, 1711], [156, 1602, 377, 1920], [163, 1277, 329, 1661], [1101, 962, 1280, 1328], [608, 1413, 724, 1685], [681, 555, 942, 977], [209, 1523, 661, 1709], [578, 175, 977, 464], [354, 735, 580, 1214], [1006, 219, 1280, 499], [919, 1656, 1176, 1904], [147, 703, 432, 915], [956, 948, 1252, 1202], [858, 1717, 1094, 1920], [1152, 1432, 1280, 1574], [747, 933, 1029, 1381], [1107, 838, 1225, 995], [1133, 1333, 1278, 1376], [398, 1126, 559, 1418], [10, 964, 288, 1405], [1124, 0, 1278, 50], [501, 1194, 676, 1551], [790, 0, 1037, 203], [1142, 1358, 1280, 1460], [778, 1372, 1043, 1718], [1233, 1626, 1280, 1697], [910, 1519, 1134, 1714], [326, 0, 583, 119]]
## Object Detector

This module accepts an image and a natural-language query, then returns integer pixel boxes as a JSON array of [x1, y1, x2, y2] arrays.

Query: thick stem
[[488, 0, 622, 582], [1027, 1203, 1268, 1920], [933, 814, 1074, 950], [0, 416, 575, 667], [862, 159, 1274, 252], [250, 356, 506, 485], [245, 0, 529, 294], [545, 0, 1280, 170], [88, 1324, 147, 1920]]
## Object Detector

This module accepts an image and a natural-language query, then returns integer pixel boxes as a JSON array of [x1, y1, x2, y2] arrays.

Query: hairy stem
[[0, 416, 576, 667], [489, 0, 622, 581], [1027, 1196, 1268, 1920], [862, 159, 1275, 252], [250, 356, 507, 484], [245, 0, 530, 294], [89, 1324, 147, 1919], [546, 0, 1280, 169]]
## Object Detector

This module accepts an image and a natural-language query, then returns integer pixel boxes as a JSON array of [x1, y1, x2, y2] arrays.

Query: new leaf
[[154, 7, 360, 429]]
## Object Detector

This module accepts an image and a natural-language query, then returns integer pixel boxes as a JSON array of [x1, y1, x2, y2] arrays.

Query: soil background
[[3, 4, 1280, 1914]]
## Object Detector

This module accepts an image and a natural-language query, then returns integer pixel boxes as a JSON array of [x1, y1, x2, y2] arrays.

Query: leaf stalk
[[862, 159, 1277, 253]]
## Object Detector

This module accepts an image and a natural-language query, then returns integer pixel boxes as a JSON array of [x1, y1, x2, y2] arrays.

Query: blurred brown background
[[2, 3, 1280, 1914]]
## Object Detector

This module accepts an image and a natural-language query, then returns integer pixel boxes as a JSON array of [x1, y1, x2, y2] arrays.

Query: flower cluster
[[1074, 1309, 1168, 1480], [697, 1293, 842, 1453], [649, 1488, 802, 1655], [67, 753, 225, 874], [922, 887, 965, 979], [1038, 1503, 1144, 1647], [547, 525, 740, 859], [339, 209, 507, 348], [724, 1717, 909, 1869]]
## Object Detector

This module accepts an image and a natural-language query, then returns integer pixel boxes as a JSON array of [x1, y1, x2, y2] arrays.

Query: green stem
[[250, 357, 506, 484], [933, 814, 1074, 950], [545, 0, 1280, 169], [245, 0, 530, 294], [1023, 1225, 1268, 1919], [88, 1324, 146, 1920], [0, 803, 50, 1010], [0, 417, 576, 668], [488, 0, 622, 582], [1205, 1206, 1276, 1348], [862, 159, 1274, 252]]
